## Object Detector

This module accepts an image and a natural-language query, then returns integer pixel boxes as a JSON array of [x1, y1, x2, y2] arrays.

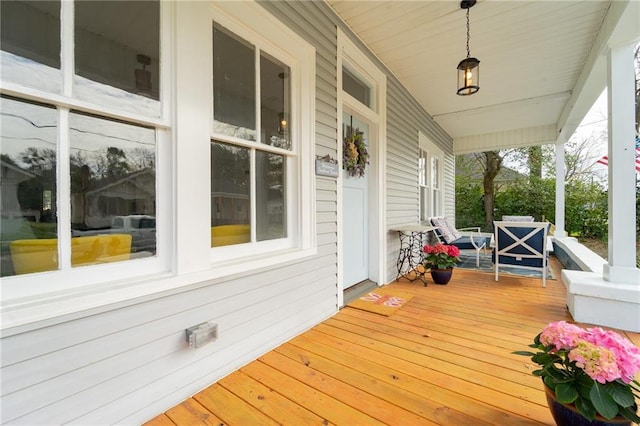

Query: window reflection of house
[[211, 187, 249, 227], [72, 168, 155, 230], [1, 159, 36, 220]]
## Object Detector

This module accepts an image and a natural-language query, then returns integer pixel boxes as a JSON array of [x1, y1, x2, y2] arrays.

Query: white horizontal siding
[[384, 76, 453, 283]]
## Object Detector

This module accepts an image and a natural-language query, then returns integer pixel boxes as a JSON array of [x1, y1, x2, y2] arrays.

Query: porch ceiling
[[326, 1, 639, 154]]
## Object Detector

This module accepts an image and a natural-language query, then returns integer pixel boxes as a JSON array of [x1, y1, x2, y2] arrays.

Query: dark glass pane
[[213, 23, 256, 141], [0, 0, 61, 93], [211, 141, 250, 247], [75, 1, 160, 114], [343, 67, 371, 108], [69, 112, 156, 264], [0, 97, 58, 276], [260, 53, 290, 150], [256, 151, 285, 241]]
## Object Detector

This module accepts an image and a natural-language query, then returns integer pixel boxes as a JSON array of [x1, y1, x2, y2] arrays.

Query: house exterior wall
[[384, 73, 455, 283], [0, 1, 453, 424]]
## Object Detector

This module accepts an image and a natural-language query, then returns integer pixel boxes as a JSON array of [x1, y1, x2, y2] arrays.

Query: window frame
[[418, 147, 429, 222], [208, 3, 316, 264], [0, 0, 317, 331], [0, 0, 172, 304], [418, 132, 444, 220]]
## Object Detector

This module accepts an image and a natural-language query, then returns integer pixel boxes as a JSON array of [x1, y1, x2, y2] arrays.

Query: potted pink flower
[[515, 321, 640, 425], [422, 243, 460, 284]]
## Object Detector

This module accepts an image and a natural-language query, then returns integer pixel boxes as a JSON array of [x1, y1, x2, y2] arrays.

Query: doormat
[[347, 287, 414, 316]]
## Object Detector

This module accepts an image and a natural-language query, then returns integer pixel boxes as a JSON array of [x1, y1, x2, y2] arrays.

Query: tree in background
[[455, 151, 505, 231], [481, 151, 503, 230], [456, 139, 608, 238], [528, 146, 542, 181]]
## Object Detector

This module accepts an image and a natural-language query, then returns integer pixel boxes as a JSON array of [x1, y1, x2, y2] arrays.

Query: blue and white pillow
[[431, 217, 461, 244]]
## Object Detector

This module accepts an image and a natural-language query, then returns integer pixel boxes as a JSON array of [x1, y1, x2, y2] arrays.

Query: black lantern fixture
[[456, 0, 480, 96]]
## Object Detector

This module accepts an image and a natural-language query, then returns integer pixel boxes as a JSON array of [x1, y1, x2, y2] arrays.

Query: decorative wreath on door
[[343, 130, 369, 177]]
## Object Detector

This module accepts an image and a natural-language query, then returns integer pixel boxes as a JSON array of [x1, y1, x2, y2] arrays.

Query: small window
[[418, 148, 428, 222], [0, 0, 62, 93], [1, 97, 58, 276], [260, 53, 291, 150], [419, 133, 443, 219], [69, 112, 157, 258], [74, 1, 161, 116], [432, 157, 440, 190], [210, 141, 250, 247], [212, 24, 256, 140], [256, 151, 286, 241], [342, 67, 371, 108]]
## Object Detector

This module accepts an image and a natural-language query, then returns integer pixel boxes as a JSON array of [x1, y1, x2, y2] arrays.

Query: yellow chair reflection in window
[[211, 224, 250, 247], [10, 234, 132, 275]]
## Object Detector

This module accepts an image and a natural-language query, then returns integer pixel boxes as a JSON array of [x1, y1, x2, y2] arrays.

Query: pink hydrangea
[[539, 321, 585, 351], [583, 327, 640, 384], [569, 341, 620, 384]]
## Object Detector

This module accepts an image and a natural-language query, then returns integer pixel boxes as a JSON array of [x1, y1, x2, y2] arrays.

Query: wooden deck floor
[[146, 260, 640, 426]]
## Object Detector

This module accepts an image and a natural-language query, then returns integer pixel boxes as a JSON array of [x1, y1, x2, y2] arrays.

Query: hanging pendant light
[[457, 0, 480, 96]]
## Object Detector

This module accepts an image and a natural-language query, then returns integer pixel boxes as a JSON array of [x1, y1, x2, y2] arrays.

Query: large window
[[210, 22, 297, 251], [1, 1, 163, 280]]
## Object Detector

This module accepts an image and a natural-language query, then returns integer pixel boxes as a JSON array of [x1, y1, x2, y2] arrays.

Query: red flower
[[422, 243, 460, 270], [447, 245, 460, 257]]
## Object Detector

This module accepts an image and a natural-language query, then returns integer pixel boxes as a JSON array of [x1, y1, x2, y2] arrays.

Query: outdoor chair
[[493, 221, 550, 287], [429, 217, 488, 267]]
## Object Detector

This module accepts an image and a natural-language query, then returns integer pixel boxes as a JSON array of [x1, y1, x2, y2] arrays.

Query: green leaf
[[555, 383, 578, 404], [574, 397, 596, 421], [605, 382, 635, 408], [544, 366, 568, 382], [543, 376, 558, 389], [531, 353, 555, 365], [512, 350, 536, 356], [618, 405, 640, 423], [590, 382, 619, 419], [533, 333, 542, 345]]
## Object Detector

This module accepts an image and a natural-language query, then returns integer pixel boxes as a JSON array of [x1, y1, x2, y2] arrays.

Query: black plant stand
[[392, 225, 437, 286]]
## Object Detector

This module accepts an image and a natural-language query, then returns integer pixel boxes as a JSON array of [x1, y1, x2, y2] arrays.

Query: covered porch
[[145, 262, 640, 425], [325, 0, 640, 332]]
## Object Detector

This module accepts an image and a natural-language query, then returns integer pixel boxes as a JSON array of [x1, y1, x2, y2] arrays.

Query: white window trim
[[0, 1, 173, 305], [418, 147, 429, 222], [207, 2, 316, 265], [418, 131, 444, 219]]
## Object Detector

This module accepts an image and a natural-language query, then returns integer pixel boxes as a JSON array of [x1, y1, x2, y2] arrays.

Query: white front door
[[342, 113, 369, 289]]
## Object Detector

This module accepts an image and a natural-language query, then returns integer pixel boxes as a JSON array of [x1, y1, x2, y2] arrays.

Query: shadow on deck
[[145, 258, 639, 425]]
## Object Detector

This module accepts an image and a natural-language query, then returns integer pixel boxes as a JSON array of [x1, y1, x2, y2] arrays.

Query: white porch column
[[553, 140, 567, 237], [603, 41, 639, 285], [564, 39, 640, 333]]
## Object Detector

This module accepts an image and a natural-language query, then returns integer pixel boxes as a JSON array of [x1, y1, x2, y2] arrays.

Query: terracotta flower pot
[[543, 385, 633, 426], [430, 268, 453, 285]]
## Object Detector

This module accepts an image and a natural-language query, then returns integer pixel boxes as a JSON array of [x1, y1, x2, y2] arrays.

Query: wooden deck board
[[145, 260, 639, 426]]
